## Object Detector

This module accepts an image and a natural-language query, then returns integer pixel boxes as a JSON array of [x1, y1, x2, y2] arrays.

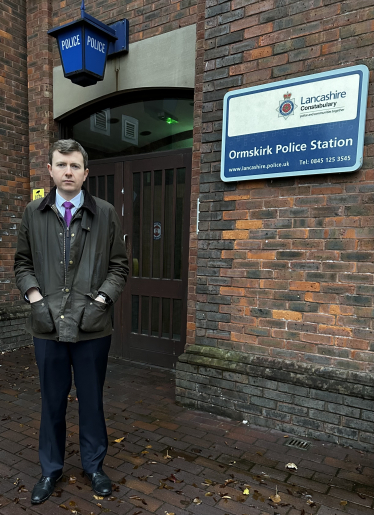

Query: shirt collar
[[55, 189, 83, 210]]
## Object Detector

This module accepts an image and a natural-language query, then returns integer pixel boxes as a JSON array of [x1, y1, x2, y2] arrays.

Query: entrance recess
[[87, 150, 191, 368]]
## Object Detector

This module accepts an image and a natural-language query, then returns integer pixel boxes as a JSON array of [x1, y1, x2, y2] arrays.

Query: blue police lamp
[[48, 1, 128, 87]]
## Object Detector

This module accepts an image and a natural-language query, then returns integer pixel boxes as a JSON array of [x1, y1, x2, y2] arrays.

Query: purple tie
[[63, 201, 74, 227]]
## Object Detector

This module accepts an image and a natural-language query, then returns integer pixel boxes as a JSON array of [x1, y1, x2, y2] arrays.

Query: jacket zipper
[[52, 206, 67, 287], [52, 206, 82, 288]]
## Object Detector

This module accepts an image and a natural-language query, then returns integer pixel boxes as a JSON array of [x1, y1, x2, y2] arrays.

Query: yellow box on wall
[[32, 189, 45, 200]]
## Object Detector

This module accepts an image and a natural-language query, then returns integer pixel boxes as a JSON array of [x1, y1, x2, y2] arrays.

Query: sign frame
[[220, 65, 369, 182]]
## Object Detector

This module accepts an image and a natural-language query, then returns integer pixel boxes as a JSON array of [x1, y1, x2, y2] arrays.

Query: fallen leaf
[[193, 497, 202, 505], [130, 495, 147, 505], [93, 495, 104, 500], [340, 500, 348, 506], [285, 463, 298, 470], [163, 474, 182, 483], [307, 499, 316, 507], [114, 437, 125, 443], [270, 486, 281, 503], [205, 492, 213, 497], [120, 477, 127, 484], [146, 445, 152, 449], [59, 505, 69, 510], [68, 476, 77, 484], [243, 488, 250, 495]]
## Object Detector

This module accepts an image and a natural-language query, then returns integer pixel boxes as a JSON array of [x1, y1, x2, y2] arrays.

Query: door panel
[[88, 150, 191, 368], [86, 162, 124, 356], [124, 151, 191, 368]]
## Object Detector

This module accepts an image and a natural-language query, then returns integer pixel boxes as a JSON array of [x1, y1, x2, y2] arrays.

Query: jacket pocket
[[80, 298, 108, 332], [30, 298, 54, 333]]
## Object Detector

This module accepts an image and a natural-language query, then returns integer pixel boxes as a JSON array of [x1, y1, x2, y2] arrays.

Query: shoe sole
[[92, 488, 112, 497], [31, 474, 62, 504]]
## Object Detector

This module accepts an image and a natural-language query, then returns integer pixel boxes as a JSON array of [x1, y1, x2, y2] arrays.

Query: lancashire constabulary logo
[[277, 92, 297, 119]]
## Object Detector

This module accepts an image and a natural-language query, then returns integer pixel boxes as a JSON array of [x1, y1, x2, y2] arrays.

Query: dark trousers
[[33, 336, 111, 477]]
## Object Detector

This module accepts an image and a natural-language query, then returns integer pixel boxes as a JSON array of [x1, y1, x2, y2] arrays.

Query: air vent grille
[[124, 120, 136, 140], [90, 109, 110, 136], [284, 437, 311, 451], [122, 115, 138, 145], [94, 111, 108, 131]]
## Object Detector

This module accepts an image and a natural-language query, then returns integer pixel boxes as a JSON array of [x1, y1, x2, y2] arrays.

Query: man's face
[[48, 150, 89, 200]]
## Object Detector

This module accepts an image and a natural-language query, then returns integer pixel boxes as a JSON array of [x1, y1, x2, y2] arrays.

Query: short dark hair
[[49, 139, 88, 169]]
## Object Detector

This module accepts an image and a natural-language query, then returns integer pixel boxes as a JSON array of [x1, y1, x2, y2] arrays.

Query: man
[[14, 139, 129, 504]]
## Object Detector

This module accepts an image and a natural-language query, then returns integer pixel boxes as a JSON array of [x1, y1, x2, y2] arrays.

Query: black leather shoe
[[85, 470, 112, 496], [31, 475, 62, 504]]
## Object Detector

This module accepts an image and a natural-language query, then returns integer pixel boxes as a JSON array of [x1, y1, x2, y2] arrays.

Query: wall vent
[[284, 437, 311, 451], [122, 115, 138, 145], [90, 109, 110, 135]]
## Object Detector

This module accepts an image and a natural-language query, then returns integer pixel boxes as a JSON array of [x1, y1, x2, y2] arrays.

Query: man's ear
[[47, 163, 53, 176], [84, 168, 89, 181]]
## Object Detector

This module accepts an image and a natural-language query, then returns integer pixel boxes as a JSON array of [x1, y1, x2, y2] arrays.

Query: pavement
[[0, 346, 373, 515]]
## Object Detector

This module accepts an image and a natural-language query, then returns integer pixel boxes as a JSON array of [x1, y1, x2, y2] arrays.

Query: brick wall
[[0, 0, 32, 350], [27, 0, 57, 193], [177, 0, 374, 449]]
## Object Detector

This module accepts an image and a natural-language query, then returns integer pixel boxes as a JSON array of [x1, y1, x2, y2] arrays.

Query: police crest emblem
[[278, 92, 297, 119]]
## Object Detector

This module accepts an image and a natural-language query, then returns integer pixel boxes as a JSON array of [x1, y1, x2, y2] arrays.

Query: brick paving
[[0, 346, 373, 515]]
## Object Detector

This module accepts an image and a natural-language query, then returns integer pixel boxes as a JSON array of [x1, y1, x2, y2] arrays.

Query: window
[[61, 91, 194, 159]]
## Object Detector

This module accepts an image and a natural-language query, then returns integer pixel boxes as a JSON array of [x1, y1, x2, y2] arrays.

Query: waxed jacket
[[14, 186, 129, 342]]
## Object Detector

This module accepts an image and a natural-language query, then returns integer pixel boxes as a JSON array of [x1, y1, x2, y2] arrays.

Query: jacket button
[[60, 315, 64, 319], [69, 260, 73, 264], [65, 288, 69, 292], [59, 233, 62, 236], [71, 233, 75, 237], [60, 261, 63, 264]]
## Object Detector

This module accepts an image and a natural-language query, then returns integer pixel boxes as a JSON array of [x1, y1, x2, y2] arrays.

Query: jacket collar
[[38, 186, 96, 215]]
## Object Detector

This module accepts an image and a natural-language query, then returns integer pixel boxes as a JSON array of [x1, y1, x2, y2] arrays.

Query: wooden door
[[86, 161, 124, 354], [88, 150, 191, 368]]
